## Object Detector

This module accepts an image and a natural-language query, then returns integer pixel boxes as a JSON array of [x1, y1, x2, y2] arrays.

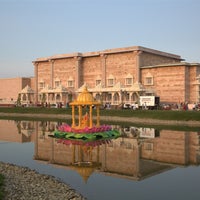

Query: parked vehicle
[[139, 96, 160, 110], [123, 103, 131, 109], [130, 103, 139, 110]]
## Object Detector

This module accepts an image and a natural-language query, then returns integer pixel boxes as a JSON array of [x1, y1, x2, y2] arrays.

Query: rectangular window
[[107, 79, 114, 86], [144, 142, 153, 151], [55, 81, 60, 87], [39, 82, 45, 89], [68, 80, 74, 87], [96, 80, 101, 86], [126, 78, 133, 86], [145, 77, 153, 85]]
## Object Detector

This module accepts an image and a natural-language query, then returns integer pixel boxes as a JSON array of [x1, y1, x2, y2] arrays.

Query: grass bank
[[0, 107, 200, 121]]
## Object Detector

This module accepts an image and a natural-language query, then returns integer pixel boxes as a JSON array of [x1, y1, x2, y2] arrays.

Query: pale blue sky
[[0, 0, 200, 78]]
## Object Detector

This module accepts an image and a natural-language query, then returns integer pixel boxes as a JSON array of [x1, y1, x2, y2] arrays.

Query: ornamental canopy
[[69, 86, 101, 129], [70, 86, 101, 106]]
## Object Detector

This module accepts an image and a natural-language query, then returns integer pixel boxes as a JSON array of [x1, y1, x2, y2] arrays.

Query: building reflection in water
[[0, 120, 35, 143], [0, 120, 200, 182]]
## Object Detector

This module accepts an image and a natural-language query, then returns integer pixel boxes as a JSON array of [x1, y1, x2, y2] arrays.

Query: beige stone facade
[[33, 46, 200, 105], [141, 63, 200, 103], [1, 45, 200, 106]]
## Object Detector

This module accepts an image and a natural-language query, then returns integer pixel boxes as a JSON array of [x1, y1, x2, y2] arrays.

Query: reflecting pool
[[0, 119, 200, 200]]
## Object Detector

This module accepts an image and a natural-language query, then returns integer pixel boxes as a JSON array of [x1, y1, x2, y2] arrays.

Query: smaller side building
[[0, 77, 35, 106]]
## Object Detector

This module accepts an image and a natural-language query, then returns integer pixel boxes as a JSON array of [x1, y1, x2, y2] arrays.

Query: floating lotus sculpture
[[49, 86, 120, 142]]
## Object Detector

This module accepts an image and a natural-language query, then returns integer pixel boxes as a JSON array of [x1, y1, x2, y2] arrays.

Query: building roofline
[[33, 45, 182, 62], [136, 46, 182, 60], [140, 62, 200, 69]]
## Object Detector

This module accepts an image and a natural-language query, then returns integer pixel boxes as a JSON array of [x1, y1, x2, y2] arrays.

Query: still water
[[0, 119, 200, 200]]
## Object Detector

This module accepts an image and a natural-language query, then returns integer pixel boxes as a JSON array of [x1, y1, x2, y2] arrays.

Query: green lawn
[[0, 107, 200, 121]]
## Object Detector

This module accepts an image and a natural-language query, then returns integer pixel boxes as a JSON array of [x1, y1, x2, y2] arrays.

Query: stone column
[[49, 60, 54, 88], [33, 121, 39, 160], [74, 56, 82, 90], [72, 145, 75, 164], [135, 51, 142, 83], [96, 105, 100, 127], [71, 105, 75, 127], [100, 54, 107, 87], [78, 105, 82, 127], [185, 66, 190, 102], [33, 62, 38, 104], [133, 140, 142, 178], [49, 137, 55, 164], [89, 105, 93, 128], [101, 142, 107, 170]]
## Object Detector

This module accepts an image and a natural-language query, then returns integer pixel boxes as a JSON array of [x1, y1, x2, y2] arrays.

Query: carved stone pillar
[[135, 51, 142, 83], [33, 62, 38, 104], [100, 54, 107, 87], [74, 56, 82, 90], [33, 121, 39, 160], [49, 60, 54, 88]]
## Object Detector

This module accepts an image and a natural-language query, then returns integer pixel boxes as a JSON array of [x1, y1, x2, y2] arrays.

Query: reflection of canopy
[[71, 162, 101, 183], [72, 165, 95, 183]]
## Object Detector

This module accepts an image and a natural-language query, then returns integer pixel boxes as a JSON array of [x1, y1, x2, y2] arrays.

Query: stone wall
[[141, 65, 191, 103], [105, 52, 137, 85], [53, 58, 76, 87], [0, 77, 32, 103], [189, 66, 198, 103], [82, 56, 101, 88], [141, 63, 200, 103], [141, 52, 180, 66], [37, 62, 51, 88]]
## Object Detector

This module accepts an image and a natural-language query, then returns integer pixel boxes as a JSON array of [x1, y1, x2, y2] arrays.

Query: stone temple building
[[1, 45, 200, 107], [32, 46, 200, 107]]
